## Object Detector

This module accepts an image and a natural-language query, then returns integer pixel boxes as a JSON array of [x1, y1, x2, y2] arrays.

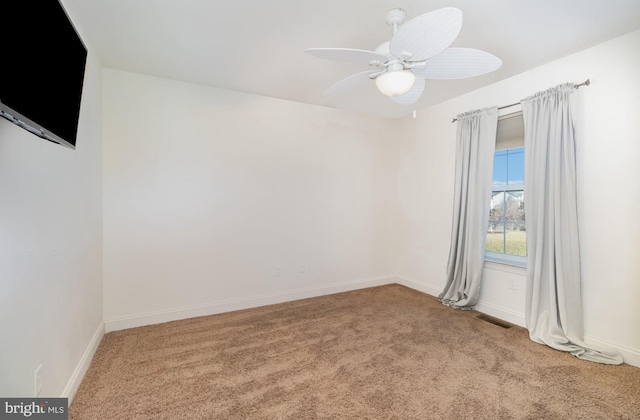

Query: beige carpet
[[70, 285, 640, 419]]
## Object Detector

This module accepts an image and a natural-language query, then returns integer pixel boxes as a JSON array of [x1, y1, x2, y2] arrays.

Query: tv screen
[[0, 1, 88, 149]]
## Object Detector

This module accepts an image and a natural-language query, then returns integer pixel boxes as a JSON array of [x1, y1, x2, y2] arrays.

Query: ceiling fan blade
[[305, 48, 387, 65], [412, 48, 502, 79], [322, 70, 378, 97], [390, 7, 462, 62], [390, 78, 425, 105]]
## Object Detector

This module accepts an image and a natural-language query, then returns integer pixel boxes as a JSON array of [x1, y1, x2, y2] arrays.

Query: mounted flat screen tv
[[0, 1, 88, 149]]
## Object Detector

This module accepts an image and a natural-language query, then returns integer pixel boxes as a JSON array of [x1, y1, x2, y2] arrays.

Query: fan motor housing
[[385, 8, 406, 27]]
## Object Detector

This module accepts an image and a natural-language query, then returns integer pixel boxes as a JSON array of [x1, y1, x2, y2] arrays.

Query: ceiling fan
[[305, 7, 502, 105]]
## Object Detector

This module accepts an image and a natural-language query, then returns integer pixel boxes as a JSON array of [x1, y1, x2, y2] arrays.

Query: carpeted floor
[[70, 284, 640, 419]]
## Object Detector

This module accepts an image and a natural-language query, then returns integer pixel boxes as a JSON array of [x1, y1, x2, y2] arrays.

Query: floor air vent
[[476, 314, 513, 329]]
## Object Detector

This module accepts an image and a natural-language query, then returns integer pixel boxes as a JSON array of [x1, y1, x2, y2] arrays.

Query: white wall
[[394, 29, 640, 365], [102, 70, 398, 331], [0, 52, 104, 397], [3, 13, 638, 403]]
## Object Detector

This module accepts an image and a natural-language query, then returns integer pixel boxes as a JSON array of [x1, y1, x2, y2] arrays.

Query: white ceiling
[[62, 0, 640, 118]]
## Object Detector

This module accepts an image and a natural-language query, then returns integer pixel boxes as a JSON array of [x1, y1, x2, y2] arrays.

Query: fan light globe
[[375, 71, 416, 97]]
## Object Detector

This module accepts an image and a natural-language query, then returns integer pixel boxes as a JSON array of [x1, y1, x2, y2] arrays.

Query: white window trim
[[484, 251, 526, 268]]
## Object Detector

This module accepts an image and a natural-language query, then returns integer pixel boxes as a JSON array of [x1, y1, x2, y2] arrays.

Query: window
[[486, 114, 526, 267]]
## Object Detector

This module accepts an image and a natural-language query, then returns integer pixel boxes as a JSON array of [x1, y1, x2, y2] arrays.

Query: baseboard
[[395, 275, 527, 328], [104, 276, 396, 333], [584, 335, 640, 368], [61, 321, 105, 402], [394, 275, 442, 297], [472, 304, 640, 367], [473, 302, 526, 328], [101, 275, 640, 369]]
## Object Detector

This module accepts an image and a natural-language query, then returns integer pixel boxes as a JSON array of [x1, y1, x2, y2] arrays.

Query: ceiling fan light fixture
[[307, 7, 502, 104], [375, 70, 416, 97]]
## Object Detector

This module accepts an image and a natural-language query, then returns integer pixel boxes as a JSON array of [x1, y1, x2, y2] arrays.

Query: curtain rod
[[450, 79, 590, 123]]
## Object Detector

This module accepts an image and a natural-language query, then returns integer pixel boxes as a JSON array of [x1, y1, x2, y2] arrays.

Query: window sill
[[484, 253, 527, 269]]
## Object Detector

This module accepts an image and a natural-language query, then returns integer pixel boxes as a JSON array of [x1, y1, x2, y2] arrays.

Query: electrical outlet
[[508, 277, 517, 290], [275, 266, 281, 276], [299, 264, 305, 274], [34, 365, 42, 397]]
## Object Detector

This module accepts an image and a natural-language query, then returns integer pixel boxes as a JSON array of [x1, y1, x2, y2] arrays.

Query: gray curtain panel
[[440, 107, 498, 309], [522, 83, 622, 364]]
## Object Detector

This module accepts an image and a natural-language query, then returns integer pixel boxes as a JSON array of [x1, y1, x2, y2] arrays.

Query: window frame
[[485, 113, 526, 268]]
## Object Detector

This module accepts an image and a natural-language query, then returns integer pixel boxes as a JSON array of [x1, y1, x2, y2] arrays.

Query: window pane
[[487, 146, 527, 261], [507, 148, 524, 188], [489, 192, 504, 223], [487, 192, 505, 253], [505, 223, 526, 256], [505, 191, 525, 224], [486, 229, 505, 254], [493, 153, 507, 190]]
